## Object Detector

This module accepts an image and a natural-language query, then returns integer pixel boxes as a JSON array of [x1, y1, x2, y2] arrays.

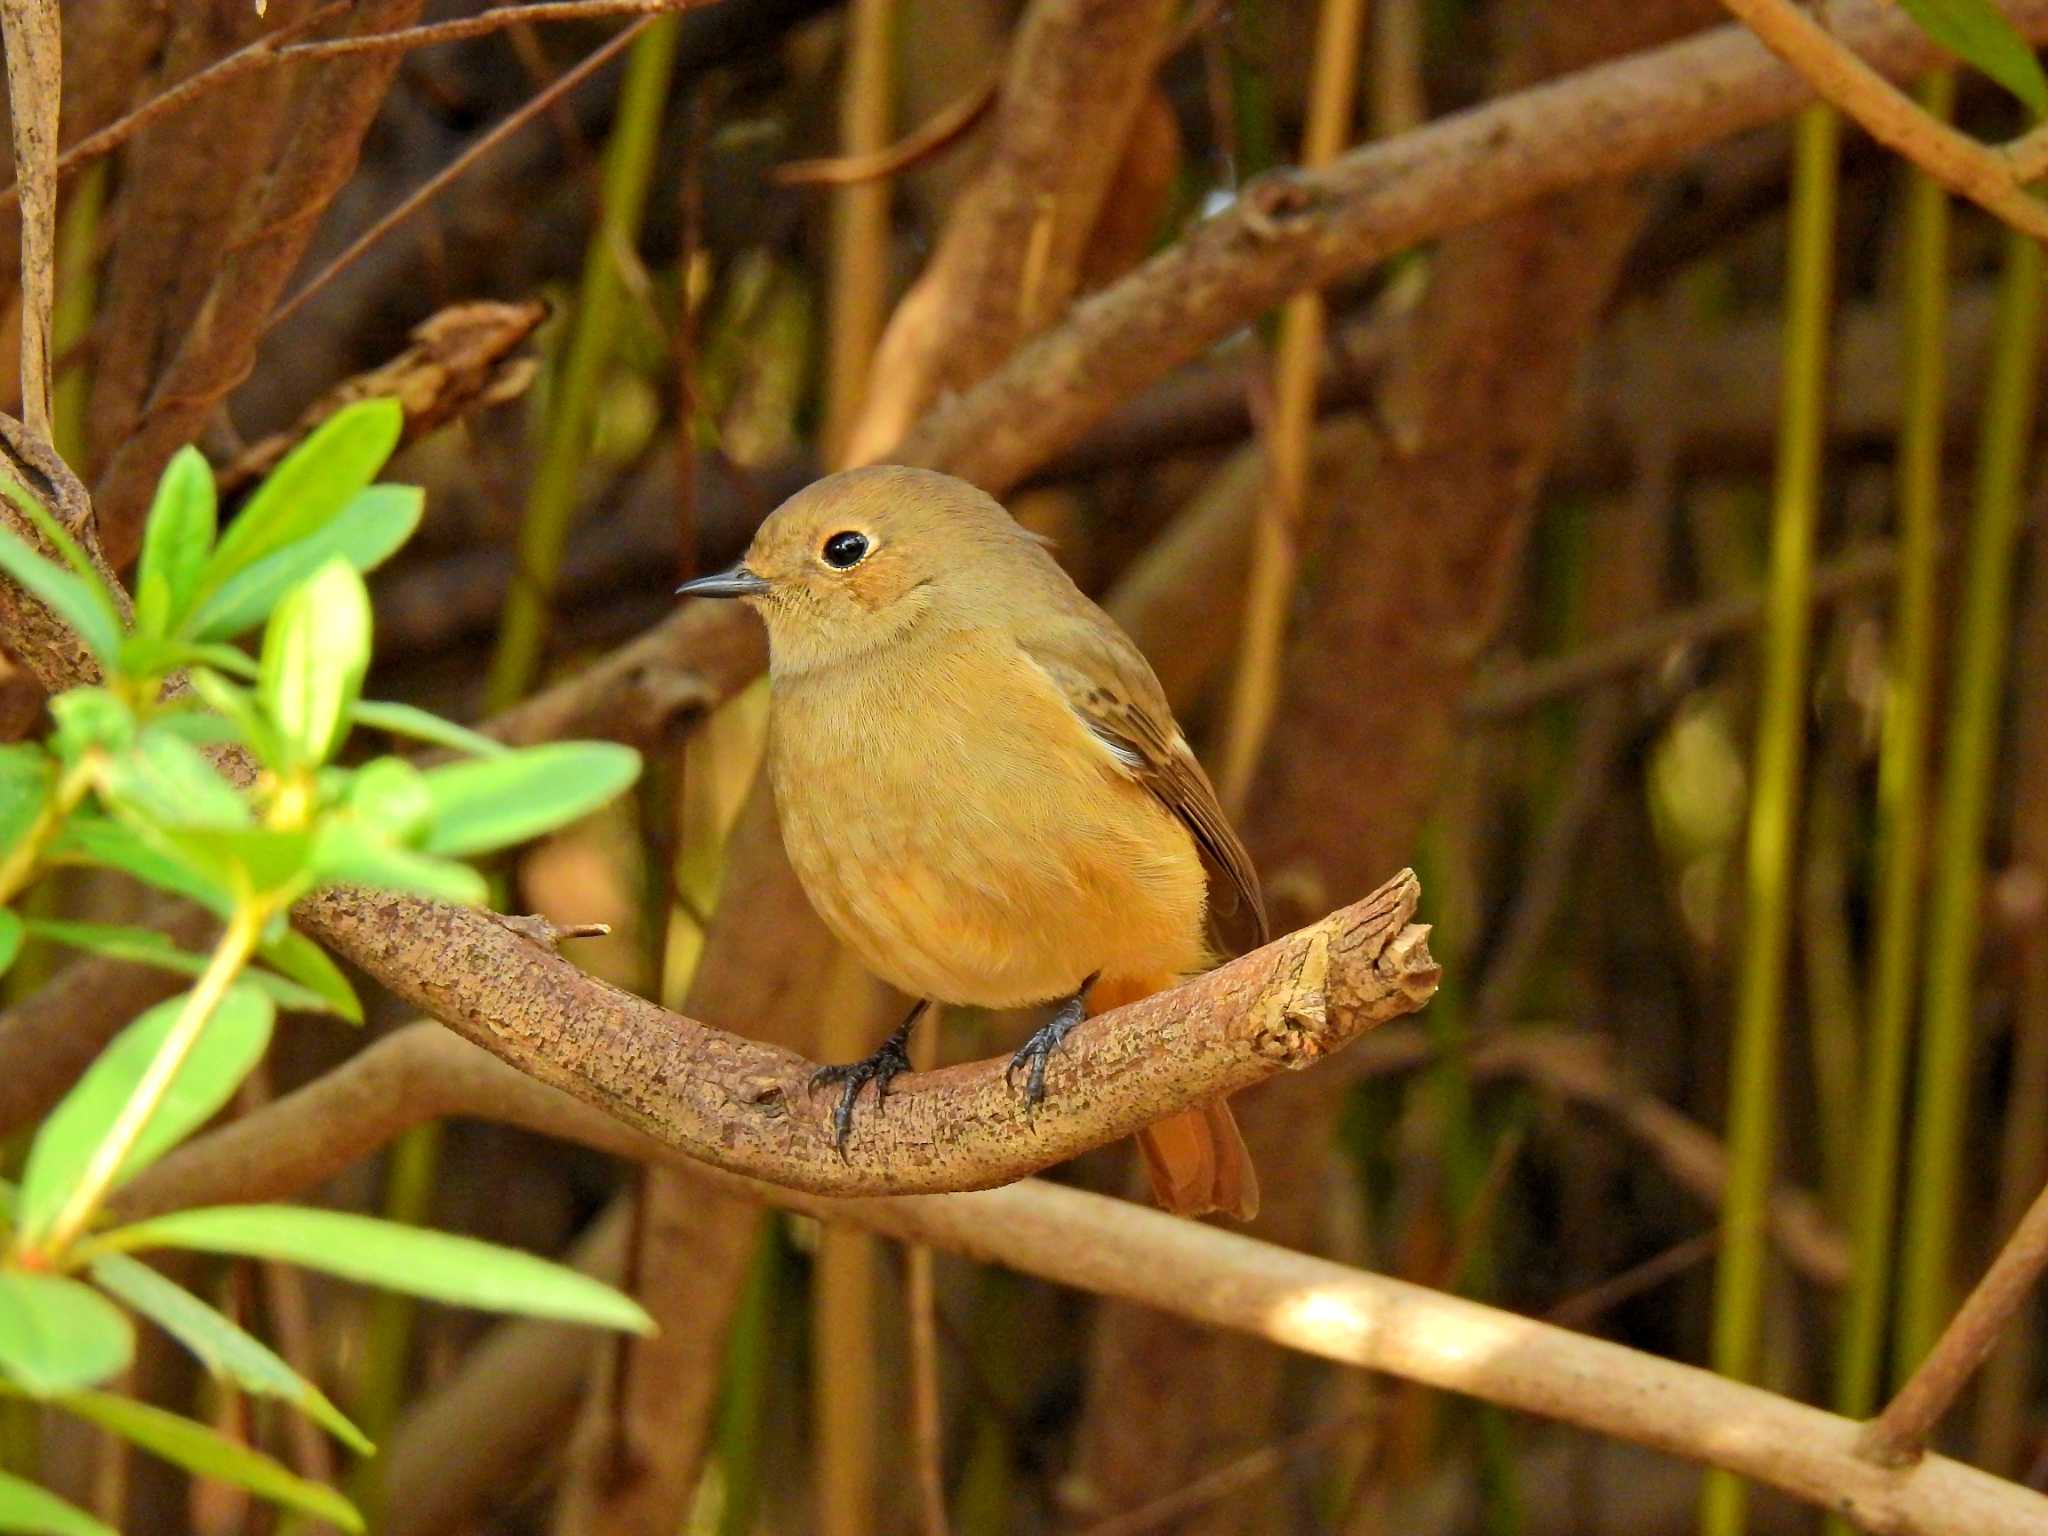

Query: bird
[[677, 464, 1265, 1220]]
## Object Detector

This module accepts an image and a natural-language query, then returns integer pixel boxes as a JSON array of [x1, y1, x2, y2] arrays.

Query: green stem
[[30, 900, 266, 1261], [1894, 221, 2043, 1371], [1700, 99, 1836, 1536], [484, 19, 683, 712], [0, 755, 96, 906], [1828, 73, 1952, 1478], [52, 162, 108, 474]]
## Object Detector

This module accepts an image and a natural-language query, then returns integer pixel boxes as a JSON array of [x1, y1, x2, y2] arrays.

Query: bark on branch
[[897, 0, 2048, 494], [114, 1026, 2048, 1536], [296, 869, 1437, 1196]]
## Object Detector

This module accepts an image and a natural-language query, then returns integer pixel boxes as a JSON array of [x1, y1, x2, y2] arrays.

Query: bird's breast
[[765, 634, 1207, 1008]]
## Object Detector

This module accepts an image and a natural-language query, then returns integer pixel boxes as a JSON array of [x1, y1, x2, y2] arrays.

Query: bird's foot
[[810, 1002, 925, 1155], [1006, 973, 1100, 1109]]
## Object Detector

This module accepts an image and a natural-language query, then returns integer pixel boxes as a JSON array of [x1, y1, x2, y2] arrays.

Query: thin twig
[[1863, 1178, 2048, 1466], [1715, 0, 2048, 240], [775, 67, 997, 187], [266, 17, 655, 334], [0, 1, 718, 213]]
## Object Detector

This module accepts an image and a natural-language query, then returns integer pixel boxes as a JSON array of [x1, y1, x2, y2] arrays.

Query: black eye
[[821, 530, 870, 569]]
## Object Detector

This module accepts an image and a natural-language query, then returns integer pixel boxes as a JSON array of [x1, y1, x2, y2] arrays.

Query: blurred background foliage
[[7, 0, 2048, 1532]]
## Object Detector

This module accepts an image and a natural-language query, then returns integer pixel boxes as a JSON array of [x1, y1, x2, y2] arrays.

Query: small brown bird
[[678, 465, 1264, 1219]]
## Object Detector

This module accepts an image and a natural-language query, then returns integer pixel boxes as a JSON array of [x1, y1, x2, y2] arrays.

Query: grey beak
[[676, 562, 770, 599]]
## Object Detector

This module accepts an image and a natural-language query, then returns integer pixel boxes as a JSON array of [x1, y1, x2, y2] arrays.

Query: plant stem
[[32, 900, 266, 1260], [0, 754, 96, 906], [1700, 98, 1836, 1536], [484, 17, 682, 711], [1895, 220, 2043, 1371], [1827, 72, 1951, 1491]]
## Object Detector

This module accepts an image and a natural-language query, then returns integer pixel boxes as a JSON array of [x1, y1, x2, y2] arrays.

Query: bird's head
[[677, 465, 1049, 676]]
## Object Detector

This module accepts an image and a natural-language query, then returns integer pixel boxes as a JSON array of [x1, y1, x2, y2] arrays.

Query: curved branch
[[896, 0, 2048, 493], [291, 869, 1437, 1197], [117, 1024, 2048, 1536]]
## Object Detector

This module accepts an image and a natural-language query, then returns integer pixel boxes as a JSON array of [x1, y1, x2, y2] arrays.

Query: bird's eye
[[821, 530, 870, 570]]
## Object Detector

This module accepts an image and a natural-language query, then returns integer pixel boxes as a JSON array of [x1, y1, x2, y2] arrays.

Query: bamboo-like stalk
[[1827, 73, 1952, 1499], [1895, 221, 2044, 1371], [1972, 491, 2048, 1472], [1700, 99, 1837, 1536], [814, 4, 897, 1532], [1217, 0, 1369, 814], [484, 17, 683, 711], [51, 161, 105, 474]]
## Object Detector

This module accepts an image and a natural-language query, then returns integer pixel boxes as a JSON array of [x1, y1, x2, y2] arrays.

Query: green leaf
[[0, 1471, 119, 1535], [102, 1207, 655, 1334], [46, 689, 133, 763], [0, 1274, 133, 1396], [88, 1254, 371, 1454], [185, 668, 281, 769], [309, 822, 487, 906], [1899, 0, 2048, 116], [201, 400, 402, 596], [187, 484, 422, 644], [98, 728, 250, 831], [419, 743, 641, 858], [134, 448, 218, 639], [346, 759, 431, 842], [0, 745, 50, 866], [25, 920, 354, 1021], [0, 524, 121, 668], [349, 699, 507, 759], [0, 910, 21, 978], [154, 827, 315, 902], [16, 984, 275, 1244], [50, 815, 232, 916], [54, 1391, 362, 1533], [256, 929, 361, 1024], [259, 559, 370, 769]]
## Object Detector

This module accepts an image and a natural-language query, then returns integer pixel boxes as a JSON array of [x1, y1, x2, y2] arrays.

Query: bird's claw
[[810, 1033, 913, 1156], [1006, 994, 1088, 1109]]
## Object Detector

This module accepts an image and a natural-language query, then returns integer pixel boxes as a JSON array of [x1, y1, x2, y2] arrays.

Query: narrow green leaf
[[346, 759, 431, 842], [259, 560, 370, 769], [153, 826, 314, 901], [0, 1470, 119, 1535], [0, 746, 52, 865], [0, 525, 120, 667], [187, 484, 422, 644], [17, 984, 275, 1243], [255, 929, 360, 1024], [88, 1254, 372, 1454], [309, 822, 487, 906], [0, 1274, 133, 1396], [103, 1206, 654, 1334], [25, 920, 352, 1020], [0, 910, 22, 977], [1899, 0, 2048, 115], [135, 448, 218, 639], [46, 689, 132, 762], [50, 816, 233, 916], [54, 1391, 362, 1533], [98, 728, 250, 831], [201, 399, 402, 596], [348, 699, 507, 759], [419, 743, 641, 858]]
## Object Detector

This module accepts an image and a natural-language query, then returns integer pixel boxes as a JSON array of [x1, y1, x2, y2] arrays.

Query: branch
[[293, 869, 1437, 1197], [1714, 0, 2048, 242], [0, 0, 60, 441], [1862, 1176, 2048, 1466], [115, 1028, 2048, 1536], [895, 0, 2048, 494]]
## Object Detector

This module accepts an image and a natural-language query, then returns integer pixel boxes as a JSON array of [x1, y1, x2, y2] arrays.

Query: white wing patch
[[1082, 717, 1147, 774]]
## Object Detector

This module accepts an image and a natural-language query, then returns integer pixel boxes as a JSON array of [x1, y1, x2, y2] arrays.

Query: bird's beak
[[676, 562, 770, 600]]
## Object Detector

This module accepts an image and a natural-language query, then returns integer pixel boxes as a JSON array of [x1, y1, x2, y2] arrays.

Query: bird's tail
[[1089, 974, 1261, 1222]]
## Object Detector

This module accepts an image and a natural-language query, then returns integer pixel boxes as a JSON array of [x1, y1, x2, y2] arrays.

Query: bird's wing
[[1018, 615, 1269, 950]]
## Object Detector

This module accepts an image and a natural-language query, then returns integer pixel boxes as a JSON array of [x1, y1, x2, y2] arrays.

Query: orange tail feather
[[1090, 974, 1261, 1222]]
